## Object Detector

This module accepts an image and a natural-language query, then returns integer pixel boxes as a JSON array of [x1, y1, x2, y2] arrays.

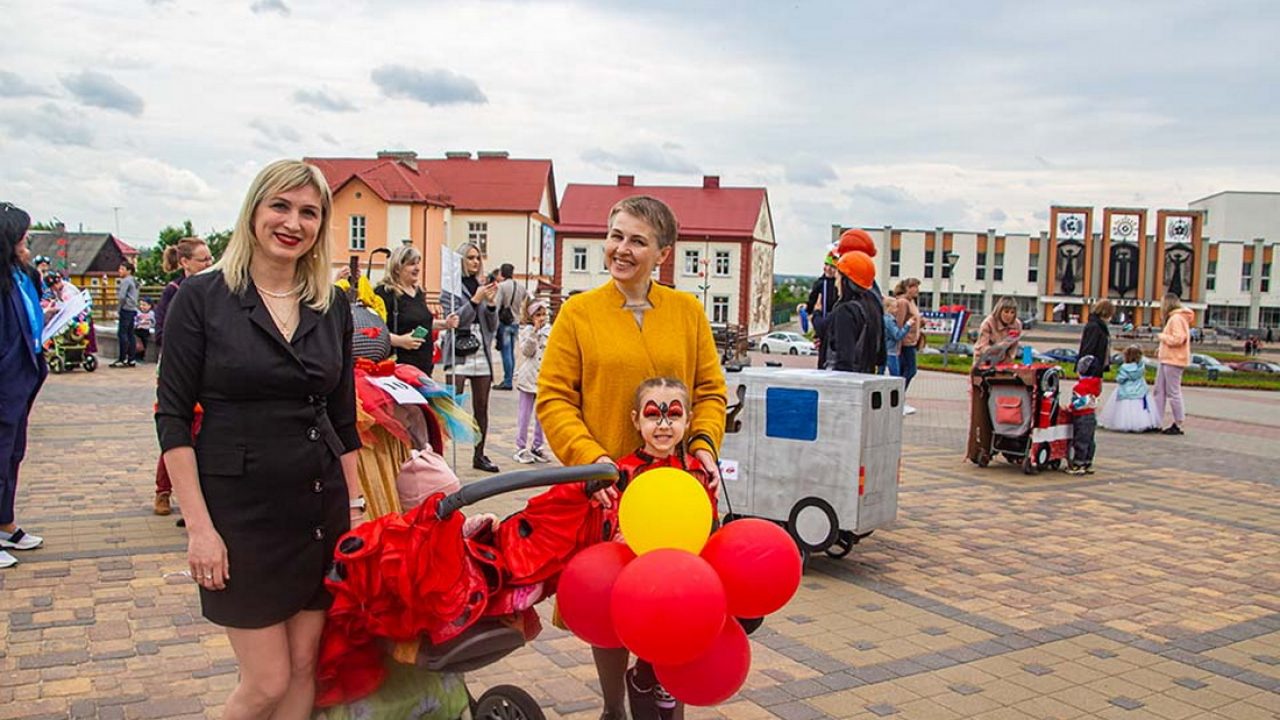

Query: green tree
[[135, 221, 231, 286]]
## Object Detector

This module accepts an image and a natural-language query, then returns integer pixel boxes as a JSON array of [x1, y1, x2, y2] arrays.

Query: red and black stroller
[[967, 361, 1073, 475], [314, 464, 618, 720]]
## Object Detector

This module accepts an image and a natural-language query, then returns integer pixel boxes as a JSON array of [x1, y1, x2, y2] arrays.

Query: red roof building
[[306, 151, 559, 289], [555, 175, 777, 337]]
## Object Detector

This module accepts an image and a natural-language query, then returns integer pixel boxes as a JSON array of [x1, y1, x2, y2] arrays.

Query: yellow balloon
[[618, 467, 713, 556]]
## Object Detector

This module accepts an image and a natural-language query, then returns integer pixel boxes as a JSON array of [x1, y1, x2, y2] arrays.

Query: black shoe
[[1161, 424, 1184, 435], [125, 360, 137, 367], [473, 455, 500, 473], [493, 383, 512, 391], [109, 360, 125, 368]]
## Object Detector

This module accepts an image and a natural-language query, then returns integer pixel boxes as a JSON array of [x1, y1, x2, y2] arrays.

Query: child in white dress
[[1099, 345, 1161, 432]]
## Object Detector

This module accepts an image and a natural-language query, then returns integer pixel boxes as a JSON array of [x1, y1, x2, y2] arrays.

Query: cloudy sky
[[2, 0, 1277, 273]]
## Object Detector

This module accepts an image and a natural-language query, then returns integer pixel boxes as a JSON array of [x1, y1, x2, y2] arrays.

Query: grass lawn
[[915, 351, 1280, 391]]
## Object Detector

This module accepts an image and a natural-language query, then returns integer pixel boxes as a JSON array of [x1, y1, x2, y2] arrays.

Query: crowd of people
[[3, 159, 1252, 719]]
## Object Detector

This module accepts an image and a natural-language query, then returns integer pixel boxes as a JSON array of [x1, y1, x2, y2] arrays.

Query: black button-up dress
[[155, 270, 361, 628]]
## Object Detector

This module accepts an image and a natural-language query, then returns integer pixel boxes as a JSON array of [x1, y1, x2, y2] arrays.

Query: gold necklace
[[258, 283, 303, 299], [261, 296, 299, 337]]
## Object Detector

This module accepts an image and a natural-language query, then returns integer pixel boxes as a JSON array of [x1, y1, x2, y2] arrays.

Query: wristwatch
[[349, 497, 366, 511]]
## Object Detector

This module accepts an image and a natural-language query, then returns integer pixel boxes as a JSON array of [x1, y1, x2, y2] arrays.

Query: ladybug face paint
[[632, 387, 689, 458], [641, 399, 685, 426]]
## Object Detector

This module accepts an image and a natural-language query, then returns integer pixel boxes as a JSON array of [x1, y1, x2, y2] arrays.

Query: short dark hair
[[120, 260, 135, 273], [1, 201, 32, 296], [500, 263, 514, 279]]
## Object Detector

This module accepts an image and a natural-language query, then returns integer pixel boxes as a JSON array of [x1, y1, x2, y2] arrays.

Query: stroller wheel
[[976, 452, 990, 468], [83, 354, 98, 372], [475, 685, 545, 720], [49, 356, 65, 374], [1021, 455, 1038, 475]]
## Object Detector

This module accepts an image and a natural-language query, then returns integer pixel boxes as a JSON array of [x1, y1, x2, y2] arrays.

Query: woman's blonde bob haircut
[[380, 244, 422, 294], [214, 159, 335, 312]]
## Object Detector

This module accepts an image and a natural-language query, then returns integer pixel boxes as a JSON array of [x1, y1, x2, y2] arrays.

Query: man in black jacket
[[1078, 299, 1114, 377], [806, 256, 839, 368]]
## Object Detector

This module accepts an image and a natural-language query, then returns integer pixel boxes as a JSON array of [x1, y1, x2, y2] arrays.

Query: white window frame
[[1242, 261, 1253, 292], [683, 249, 701, 276], [571, 246, 588, 272], [1206, 259, 1217, 291], [994, 251, 1004, 282], [712, 295, 730, 324], [468, 221, 488, 256], [714, 250, 731, 277], [349, 215, 367, 251], [1028, 253, 1039, 283]]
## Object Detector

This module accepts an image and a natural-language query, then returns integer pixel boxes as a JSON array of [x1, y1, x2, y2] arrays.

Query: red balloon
[[701, 519, 802, 618], [837, 228, 877, 257], [654, 618, 751, 706], [558, 542, 635, 648], [611, 549, 726, 665]]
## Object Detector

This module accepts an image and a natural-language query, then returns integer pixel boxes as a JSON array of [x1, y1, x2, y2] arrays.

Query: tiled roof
[[26, 232, 136, 274], [557, 181, 767, 238], [306, 155, 556, 216], [419, 157, 555, 216], [306, 157, 450, 205]]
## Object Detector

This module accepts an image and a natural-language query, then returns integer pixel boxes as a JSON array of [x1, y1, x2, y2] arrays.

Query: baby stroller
[[316, 463, 619, 720], [44, 322, 98, 373], [967, 358, 1072, 475]]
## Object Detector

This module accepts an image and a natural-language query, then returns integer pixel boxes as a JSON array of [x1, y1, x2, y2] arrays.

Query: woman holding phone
[[442, 242, 500, 472], [374, 245, 458, 376]]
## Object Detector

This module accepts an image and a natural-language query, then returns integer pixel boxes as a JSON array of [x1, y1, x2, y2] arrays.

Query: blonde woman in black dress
[[157, 160, 363, 718]]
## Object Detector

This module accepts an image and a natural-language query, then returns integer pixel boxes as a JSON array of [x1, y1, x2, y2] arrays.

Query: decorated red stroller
[[315, 463, 619, 720], [967, 356, 1073, 475]]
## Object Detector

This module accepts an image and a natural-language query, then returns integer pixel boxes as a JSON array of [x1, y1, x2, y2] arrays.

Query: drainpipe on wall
[[931, 226, 944, 310], [1249, 237, 1264, 328], [984, 228, 996, 316]]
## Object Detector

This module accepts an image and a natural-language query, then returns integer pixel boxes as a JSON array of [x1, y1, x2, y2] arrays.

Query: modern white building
[[1189, 191, 1279, 329]]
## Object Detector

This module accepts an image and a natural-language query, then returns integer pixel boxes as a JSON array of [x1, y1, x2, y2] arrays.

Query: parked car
[[1188, 354, 1234, 374], [1039, 347, 1079, 364], [1109, 352, 1160, 371], [759, 332, 815, 355], [920, 345, 942, 356], [1227, 360, 1280, 373], [939, 342, 973, 356]]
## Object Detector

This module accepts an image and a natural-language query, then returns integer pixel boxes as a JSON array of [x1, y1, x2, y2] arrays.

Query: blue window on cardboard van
[[765, 387, 819, 441]]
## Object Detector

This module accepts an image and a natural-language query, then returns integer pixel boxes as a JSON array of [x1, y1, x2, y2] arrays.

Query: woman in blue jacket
[[0, 202, 47, 569]]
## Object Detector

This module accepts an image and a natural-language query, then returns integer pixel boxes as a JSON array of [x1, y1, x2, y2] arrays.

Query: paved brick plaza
[[2, 360, 1277, 720]]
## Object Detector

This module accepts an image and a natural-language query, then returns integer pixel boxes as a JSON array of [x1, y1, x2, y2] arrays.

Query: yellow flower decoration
[[335, 275, 388, 321]]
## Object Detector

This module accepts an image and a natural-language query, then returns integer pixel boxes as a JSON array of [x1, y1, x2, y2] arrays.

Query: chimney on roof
[[703, 175, 720, 189], [445, 151, 472, 159], [477, 150, 510, 159], [617, 175, 635, 187], [377, 150, 418, 170]]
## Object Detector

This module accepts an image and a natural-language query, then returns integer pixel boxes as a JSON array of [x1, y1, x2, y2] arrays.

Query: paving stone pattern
[[1, 366, 1278, 718]]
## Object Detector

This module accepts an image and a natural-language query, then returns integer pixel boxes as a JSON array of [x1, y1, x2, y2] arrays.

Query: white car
[[759, 332, 815, 355], [1189, 354, 1234, 373]]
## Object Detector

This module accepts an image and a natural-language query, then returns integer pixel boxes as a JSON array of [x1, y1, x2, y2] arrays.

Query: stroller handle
[[436, 463, 620, 519]]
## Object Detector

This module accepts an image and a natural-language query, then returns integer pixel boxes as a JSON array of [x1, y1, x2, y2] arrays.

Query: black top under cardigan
[[155, 270, 360, 628]]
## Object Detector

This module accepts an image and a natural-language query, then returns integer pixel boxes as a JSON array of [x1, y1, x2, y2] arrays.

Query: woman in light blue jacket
[[1099, 345, 1160, 432], [882, 296, 912, 377]]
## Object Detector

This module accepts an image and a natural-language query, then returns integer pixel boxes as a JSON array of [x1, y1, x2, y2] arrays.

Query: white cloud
[[250, 0, 289, 15], [0, 103, 93, 146], [371, 65, 487, 106], [118, 158, 214, 200], [582, 144, 700, 175], [60, 70, 145, 116], [0, 70, 52, 98]]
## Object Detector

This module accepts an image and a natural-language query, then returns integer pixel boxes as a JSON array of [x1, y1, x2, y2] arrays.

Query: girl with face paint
[[604, 376, 717, 720]]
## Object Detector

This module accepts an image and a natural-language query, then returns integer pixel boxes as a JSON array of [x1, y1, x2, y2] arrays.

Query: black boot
[[473, 454, 499, 472]]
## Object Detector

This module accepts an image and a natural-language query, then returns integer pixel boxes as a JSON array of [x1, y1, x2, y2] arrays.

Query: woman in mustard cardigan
[[537, 195, 727, 720]]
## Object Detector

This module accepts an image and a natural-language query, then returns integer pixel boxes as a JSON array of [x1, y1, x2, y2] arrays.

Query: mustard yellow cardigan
[[537, 281, 727, 467]]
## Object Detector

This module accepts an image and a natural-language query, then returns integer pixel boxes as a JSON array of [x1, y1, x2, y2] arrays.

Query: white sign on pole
[[440, 245, 462, 301]]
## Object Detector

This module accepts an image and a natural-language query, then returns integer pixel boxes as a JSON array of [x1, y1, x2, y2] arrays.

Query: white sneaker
[[513, 448, 535, 464], [903, 404, 917, 416], [0, 549, 16, 568], [0, 528, 42, 550]]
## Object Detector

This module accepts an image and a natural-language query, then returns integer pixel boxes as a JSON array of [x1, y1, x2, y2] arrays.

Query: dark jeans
[[1071, 412, 1097, 467], [497, 322, 518, 386], [117, 309, 137, 363], [899, 346, 918, 391]]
